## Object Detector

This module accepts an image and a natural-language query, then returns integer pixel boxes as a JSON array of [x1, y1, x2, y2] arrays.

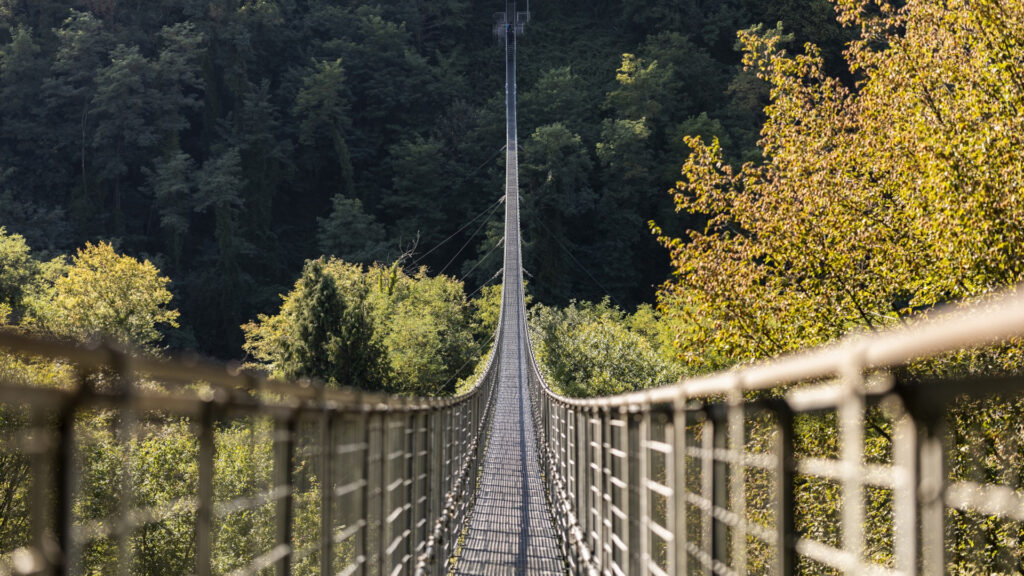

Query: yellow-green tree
[[26, 242, 179, 352], [530, 300, 679, 398], [655, 2, 1024, 572], [655, 0, 1024, 373], [0, 228, 39, 315], [1, 238, 185, 569], [242, 258, 386, 389], [243, 257, 486, 396]]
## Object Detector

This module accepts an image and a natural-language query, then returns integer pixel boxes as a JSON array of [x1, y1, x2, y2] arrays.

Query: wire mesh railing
[[0, 326, 499, 576], [527, 288, 1024, 576]]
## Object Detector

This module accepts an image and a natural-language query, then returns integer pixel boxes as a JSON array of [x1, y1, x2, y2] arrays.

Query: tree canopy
[[242, 257, 493, 395], [655, 0, 1024, 374], [0, 235, 181, 352], [530, 299, 679, 397], [0, 0, 847, 356]]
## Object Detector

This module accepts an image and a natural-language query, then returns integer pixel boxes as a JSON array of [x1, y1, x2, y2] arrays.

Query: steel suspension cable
[[437, 200, 503, 275], [412, 194, 505, 266], [459, 238, 504, 283]]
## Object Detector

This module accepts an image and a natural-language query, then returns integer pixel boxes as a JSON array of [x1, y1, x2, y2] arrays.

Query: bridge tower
[[492, 0, 529, 39]]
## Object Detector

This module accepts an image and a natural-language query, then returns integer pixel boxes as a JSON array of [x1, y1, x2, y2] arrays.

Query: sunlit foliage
[[242, 257, 491, 396], [655, 0, 1024, 373], [529, 299, 679, 397], [25, 242, 180, 352], [654, 3, 1024, 573]]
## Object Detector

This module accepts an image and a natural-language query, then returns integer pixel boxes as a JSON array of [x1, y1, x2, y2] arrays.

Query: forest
[[2, 0, 1023, 402], [0, 0, 850, 359]]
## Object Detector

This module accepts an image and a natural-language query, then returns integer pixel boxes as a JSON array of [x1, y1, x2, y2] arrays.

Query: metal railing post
[[840, 361, 866, 575], [358, 413, 371, 576], [412, 412, 425, 565], [320, 409, 334, 576], [403, 412, 414, 572], [379, 413, 390, 576], [430, 409, 443, 576], [918, 414, 945, 576], [575, 407, 586, 572], [560, 405, 568, 519], [196, 401, 215, 576], [727, 387, 746, 573], [627, 410, 642, 574], [365, 414, 380, 576], [114, 352, 135, 576], [28, 408, 53, 575], [671, 401, 688, 576], [274, 414, 297, 576], [892, 397, 918, 576], [636, 410, 651, 574], [773, 401, 796, 576], [442, 408, 453, 566], [53, 400, 74, 576], [703, 409, 720, 576], [566, 405, 576, 565], [595, 409, 606, 571]]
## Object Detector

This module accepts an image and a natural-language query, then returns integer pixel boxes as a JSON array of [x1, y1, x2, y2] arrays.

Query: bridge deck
[[455, 297, 563, 575]]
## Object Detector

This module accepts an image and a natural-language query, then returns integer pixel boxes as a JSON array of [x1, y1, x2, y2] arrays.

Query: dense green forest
[[0, 0, 848, 357]]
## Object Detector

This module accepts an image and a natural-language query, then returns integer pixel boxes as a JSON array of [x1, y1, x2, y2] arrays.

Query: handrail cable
[[464, 269, 502, 301]]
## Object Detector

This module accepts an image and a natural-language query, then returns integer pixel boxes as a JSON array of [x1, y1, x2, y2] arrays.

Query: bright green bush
[[529, 299, 680, 398]]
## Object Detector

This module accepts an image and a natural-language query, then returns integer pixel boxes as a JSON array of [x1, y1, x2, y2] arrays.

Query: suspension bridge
[[5, 2, 1024, 575]]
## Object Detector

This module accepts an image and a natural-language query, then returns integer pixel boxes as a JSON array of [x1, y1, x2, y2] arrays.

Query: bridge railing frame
[[524, 288, 1024, 576], [0, 320, 502, 576]]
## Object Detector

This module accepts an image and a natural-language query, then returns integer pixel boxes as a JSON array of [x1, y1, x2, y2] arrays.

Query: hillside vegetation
[[0, 0, 846, 356], [656, 0, 1024, 374]]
